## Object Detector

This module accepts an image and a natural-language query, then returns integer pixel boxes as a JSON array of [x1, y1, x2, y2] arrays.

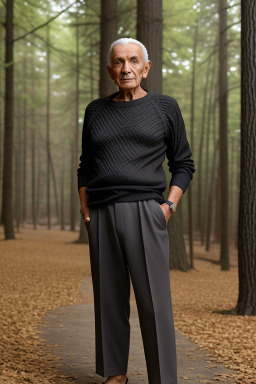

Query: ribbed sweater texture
[[77, 90, 195, 207]]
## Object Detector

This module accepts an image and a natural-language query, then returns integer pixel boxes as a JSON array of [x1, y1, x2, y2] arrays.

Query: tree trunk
[[60, 161, 65, 230], [188, 20, 198, 269], [197, 55, 211, 244], [36, 153, 43, 226], [70, 18, 80, 231], [46, 25, 51, 229], [236, 0, 256, 315], [169, 206, 189, 271], [49, 153, 59, 222], [76, 219, 89, 244], [2, 0, 15, 239], [0, 24, 3, 221], [31, 53, 36, 229], [218, 0, 229, 270], [22, 57, 27, 224], [234, 138, 240, 249], [214, 168, 221, 243], [205, 92, 218, 251], [137, 0, 162, 93], [99, 0, 118, 97], [206, 140, 218, 252], [90, 37, 94, 100], [202, 51, 218, 247], [163, 158, 188, 271], [230, 137, 235, 244], [14, 97, 22, 232]]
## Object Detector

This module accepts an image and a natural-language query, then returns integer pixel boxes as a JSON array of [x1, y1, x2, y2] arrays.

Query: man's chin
[[118, 81, 138, 90]]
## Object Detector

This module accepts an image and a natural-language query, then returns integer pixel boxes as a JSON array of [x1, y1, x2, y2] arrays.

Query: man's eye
[[132, 59, 138, 63]]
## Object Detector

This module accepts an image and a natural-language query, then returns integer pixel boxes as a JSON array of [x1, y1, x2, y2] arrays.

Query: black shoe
[[102, 377, 128, 384]]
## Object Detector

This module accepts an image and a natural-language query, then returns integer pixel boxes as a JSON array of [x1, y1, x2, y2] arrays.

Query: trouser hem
[[96, 365, 127, 377]]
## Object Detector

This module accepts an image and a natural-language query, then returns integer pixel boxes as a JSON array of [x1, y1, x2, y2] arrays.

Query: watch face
[[170, 204, 177, 212]]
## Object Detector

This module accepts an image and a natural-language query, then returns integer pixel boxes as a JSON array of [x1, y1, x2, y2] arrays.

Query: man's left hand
[[159, 203, 173, 225]]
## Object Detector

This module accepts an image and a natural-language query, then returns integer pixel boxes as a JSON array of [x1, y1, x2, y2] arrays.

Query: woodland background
[[0, 0, 255, 315]]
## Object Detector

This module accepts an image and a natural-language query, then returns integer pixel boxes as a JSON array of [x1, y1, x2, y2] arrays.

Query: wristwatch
[[165, 200, 177, 213]]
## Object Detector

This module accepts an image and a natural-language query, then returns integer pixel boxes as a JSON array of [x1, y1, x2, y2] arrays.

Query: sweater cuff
[[169, 172, 192, 193], [77, 175, 89, 191]]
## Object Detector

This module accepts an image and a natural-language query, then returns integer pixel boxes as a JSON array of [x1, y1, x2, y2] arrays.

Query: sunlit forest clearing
[[0, 0, 255, 383]]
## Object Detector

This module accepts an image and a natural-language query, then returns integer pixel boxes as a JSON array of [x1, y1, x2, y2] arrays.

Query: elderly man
[[77, 38, 195, 384]]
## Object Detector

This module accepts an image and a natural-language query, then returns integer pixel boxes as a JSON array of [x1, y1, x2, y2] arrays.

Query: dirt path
[[40, 275, 236, 384], [0, 228, 255, 383]]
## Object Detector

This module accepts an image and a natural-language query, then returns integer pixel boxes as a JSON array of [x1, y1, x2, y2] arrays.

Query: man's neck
[[113, 87, 147, 101]]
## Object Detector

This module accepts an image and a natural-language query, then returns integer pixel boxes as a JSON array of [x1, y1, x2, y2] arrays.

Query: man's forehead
[[111, 43, 144, 59]]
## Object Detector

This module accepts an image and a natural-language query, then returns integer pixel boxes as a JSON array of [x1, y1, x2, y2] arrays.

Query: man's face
[[107, 43, 151, 91]]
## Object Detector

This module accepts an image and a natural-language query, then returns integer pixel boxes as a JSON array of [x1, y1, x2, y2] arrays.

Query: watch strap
[[165, 200, 177, 212]]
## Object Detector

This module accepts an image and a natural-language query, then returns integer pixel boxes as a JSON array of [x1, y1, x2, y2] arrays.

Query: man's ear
[[142, 60, 152, 79], [107, 64, 114, 80]]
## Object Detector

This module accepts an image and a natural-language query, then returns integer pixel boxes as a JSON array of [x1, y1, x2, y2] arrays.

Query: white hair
[[107, 38, 149, 65]]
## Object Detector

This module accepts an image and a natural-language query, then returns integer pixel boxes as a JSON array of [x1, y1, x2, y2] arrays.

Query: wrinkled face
[[107, 43, 151, 91]]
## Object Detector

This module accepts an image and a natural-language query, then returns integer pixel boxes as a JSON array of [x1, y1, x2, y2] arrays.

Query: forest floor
[[0, 227, 255, 384]]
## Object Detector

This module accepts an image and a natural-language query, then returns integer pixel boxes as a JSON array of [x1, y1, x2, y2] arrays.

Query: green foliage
[[0, 0, 241, 233]]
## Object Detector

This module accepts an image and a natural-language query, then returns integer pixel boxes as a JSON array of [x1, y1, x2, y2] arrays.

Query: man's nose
[[122, 60, 130, 74]]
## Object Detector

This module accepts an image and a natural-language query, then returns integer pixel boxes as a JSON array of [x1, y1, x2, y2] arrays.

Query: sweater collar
[[107, 89, 153, 107]]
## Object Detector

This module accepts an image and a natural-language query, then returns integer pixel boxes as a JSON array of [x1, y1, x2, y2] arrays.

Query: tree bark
[[137, 0, 162, 93], [14, 99, 22, 232], [205, 90, 218, 251], [169, 206, 189, 271], [197, 55, 211, 244], [1, 0, 15, 239], [90, 37, 94, 100], [99, 0, 118, 97], [236, 0, 256, 315], [49, 152, 59, 222], [188, 20, 198, 269], [0, 23, 3, 222], [31, 52, 36, 229], [46, 25, 51, 229], [22, 57, 27, 224], [218, 0, 229, 270], [76, 219, 89, 244], [203, 52, 218, 247], [60, 161, 65, 230], [162, 157, 188, 271], [70, 18, 80, 231]]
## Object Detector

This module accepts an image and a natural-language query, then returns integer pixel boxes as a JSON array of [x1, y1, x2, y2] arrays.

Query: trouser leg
[[87, 205, 130, 377], [119, 199, 177, 384], [87, 199, 177, 384]]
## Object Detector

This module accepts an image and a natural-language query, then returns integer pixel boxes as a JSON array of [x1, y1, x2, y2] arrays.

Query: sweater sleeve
[[77, 106, 92, 190], [165, 98, 195, 193]]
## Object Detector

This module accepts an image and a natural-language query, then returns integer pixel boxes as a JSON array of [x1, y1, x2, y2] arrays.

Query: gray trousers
[[87, 199, 177, 384]]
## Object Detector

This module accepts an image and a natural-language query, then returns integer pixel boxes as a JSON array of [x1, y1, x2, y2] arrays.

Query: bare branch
[[13, 0, 77, 43], [222, 20, 241, 34]]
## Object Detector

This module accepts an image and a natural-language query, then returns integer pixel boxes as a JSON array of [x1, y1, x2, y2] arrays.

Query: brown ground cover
[[0, 228, 255, 383], [171, 244, 256, 384]]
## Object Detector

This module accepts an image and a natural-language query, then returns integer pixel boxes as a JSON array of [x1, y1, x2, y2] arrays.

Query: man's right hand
[[80, 207, 90, 229], [78, 187, 90, 229]]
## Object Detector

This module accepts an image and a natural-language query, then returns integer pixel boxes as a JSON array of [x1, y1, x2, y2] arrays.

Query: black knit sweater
[[77, 90, 195, 207]]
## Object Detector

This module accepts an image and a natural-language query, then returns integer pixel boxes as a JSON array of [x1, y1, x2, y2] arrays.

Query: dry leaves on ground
[[170, 243, 256, 384], [0, 228, 255, 384], [0, 228, 89, 383]]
